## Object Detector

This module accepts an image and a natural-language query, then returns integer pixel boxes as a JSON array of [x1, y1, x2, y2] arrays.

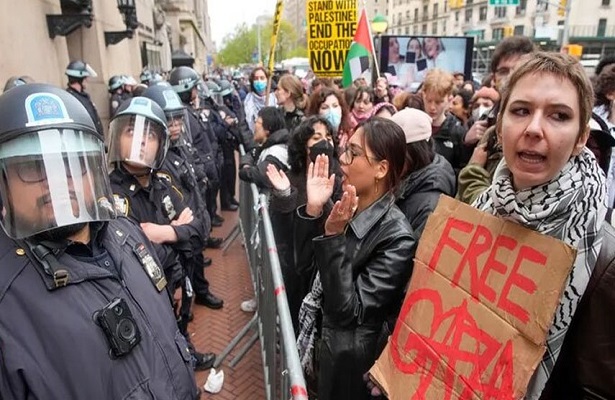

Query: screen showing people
[[380, 35, 473, 91]]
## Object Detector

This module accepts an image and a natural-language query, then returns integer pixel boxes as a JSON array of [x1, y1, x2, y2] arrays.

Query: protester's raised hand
[[464, 119, 488, 145], [325, 185, 358, 236], [266, 164, 291, 192], [306, 154, 335, 217]]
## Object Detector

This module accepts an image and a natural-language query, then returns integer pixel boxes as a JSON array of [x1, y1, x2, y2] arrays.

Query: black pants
[[220, 149, 237, 207], [190, 252, 210, 296]]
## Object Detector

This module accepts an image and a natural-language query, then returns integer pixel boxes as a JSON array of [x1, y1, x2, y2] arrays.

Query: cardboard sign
[[306, 0, 357, 77], [370, 196, 576, 400]]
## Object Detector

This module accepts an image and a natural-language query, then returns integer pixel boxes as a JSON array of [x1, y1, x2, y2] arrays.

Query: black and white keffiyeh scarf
[[297, 272, 323, 377], [473, 148, 607, 399]]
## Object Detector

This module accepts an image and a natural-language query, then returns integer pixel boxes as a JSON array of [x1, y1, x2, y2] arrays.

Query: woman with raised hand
[[265, 116, 343, 332], [295, 117, 417, 400]]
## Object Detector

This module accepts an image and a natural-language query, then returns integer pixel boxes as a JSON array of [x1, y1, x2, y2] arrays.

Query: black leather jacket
[[295, 193, 417, 400], [541, 222, 615, 400]]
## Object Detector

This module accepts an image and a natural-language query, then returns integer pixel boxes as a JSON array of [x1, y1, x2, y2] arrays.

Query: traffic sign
[[489, 0, 519, 5]]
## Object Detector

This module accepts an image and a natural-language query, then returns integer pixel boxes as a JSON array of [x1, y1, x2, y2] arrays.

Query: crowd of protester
[[1, 35, 615, 399]]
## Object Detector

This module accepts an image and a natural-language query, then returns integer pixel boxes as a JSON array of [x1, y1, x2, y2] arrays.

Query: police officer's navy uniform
[[66, 86, 104, 136], [0, 218, 199, 399], [160, 144, 214, 302]]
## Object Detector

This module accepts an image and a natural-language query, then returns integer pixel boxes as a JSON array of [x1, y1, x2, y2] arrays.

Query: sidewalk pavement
[[189, 209, 266, 400]]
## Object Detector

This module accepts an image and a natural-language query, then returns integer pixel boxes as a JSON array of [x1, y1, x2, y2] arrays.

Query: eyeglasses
[[13, 157, 88, 183], [340, 145, 379, 166]]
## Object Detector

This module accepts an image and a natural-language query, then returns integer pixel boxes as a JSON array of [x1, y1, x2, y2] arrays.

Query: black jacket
[[541, 222, 615, 399], [67, 86, 104, 136], [0, 218, 198, 399], [432, 113, 469, 176], [109, 168, 205, 261], [396, 153, 456, 238], [239, 128, 291, 189], [295, 193, 416, 400], [280, 106, 304, 133]]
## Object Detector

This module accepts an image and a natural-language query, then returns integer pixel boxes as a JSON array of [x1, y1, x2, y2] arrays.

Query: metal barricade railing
[[216, 146, 308, 400]]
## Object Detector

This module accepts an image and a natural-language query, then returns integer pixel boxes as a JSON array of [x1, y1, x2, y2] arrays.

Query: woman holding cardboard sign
[[294, 117, 417, 400], [471, 52, 615, 399]]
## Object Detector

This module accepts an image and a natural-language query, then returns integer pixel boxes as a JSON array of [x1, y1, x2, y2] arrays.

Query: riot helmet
[[65, 60, 98, 79], [107, 97, 169, 172], [169, 66, 200, 103], [108, 75, 125, 93], [3, 76, 29, 93], [204, 80, 222, 105], [0, 83, 116, 239], [141, 85, 190, 146], [218, 80, 234, 97], [140, 70, 154, 85]]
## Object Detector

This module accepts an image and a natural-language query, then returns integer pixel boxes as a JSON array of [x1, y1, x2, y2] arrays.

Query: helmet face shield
[[108, 115, 168, 170], [0, 130, 115, 239], [165, 109, 191, 147]]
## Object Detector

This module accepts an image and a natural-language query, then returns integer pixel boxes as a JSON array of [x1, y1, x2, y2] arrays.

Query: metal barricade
[[216, 146, 308, 400]]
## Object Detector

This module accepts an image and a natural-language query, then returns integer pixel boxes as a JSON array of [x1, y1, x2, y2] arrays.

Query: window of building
[[432, 22, 438, 34], [433, 3, 439, 17], [444, 0, 448, 12], [465, 8, 473, 23], [602, 0, 610, 5], [398, 12, 402, 23], [414, 8, 419, 20], [493, 27, 504, 40], [479, 6, 487, 20], [423, 4, 429, 19], [514, 25, 524, 35], [598, 18, 607, 36], [405, 26, 410, 34], [406, 10, 411, 20], [516, 0, 527, 14], [422, 23, 427, 34], [442, 20, 447, 33], [414, 25, 418, 34], [495, 6, 507, 18], [455, 11, 460, 22], [467, 0, 473, 5]]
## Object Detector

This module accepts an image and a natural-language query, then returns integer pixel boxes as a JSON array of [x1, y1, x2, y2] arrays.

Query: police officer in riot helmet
[[108, 75, 125, 117], [140, 69, 154, 86], [169, 66, 226, 242], [0, 84, 199, 399], [65, 60, 104, 136], [107, 96, 217, 368], [142, 85, 224, 309]]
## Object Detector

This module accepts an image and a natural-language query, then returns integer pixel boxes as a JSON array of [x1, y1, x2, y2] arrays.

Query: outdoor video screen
[[379, 35, 474, 90]]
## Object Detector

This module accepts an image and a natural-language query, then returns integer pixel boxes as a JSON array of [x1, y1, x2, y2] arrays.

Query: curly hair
[[306, 87, 351, 133], [595, 64, 615, 117], [288, 115, 338, 173]]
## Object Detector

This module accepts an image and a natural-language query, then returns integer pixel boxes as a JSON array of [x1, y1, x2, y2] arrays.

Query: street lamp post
[[371, 14, 389, 83]]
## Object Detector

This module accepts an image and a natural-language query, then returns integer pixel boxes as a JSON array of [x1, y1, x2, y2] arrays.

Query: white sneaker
[[240, 299, 257, 312]]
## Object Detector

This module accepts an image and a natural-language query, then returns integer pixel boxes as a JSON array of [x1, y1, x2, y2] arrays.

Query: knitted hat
[[472, 86, 500, 103], [391, 108, 433, 144]]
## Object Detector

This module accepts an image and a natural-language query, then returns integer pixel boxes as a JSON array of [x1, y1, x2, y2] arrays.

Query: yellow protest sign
[[307, 0, 357, 78], [268, 0, 284, 73]]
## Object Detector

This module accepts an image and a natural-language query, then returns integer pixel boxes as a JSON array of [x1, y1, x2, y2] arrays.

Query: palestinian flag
[[342, 9, 374, 88]]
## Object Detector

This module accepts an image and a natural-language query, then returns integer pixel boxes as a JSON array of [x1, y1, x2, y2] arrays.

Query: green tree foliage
[[217, 19, 304, 67]]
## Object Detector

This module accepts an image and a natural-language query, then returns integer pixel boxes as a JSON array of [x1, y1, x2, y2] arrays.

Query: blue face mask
[[324, 107, 342, 131], [253, 80, 267, 94]]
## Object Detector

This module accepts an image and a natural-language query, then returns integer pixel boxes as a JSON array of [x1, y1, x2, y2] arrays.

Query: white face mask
[[473, 105, 492, 120]]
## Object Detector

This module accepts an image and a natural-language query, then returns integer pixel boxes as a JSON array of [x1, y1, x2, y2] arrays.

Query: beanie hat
[[472, 86, 500, 103], [391, 108, 433, 144]]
